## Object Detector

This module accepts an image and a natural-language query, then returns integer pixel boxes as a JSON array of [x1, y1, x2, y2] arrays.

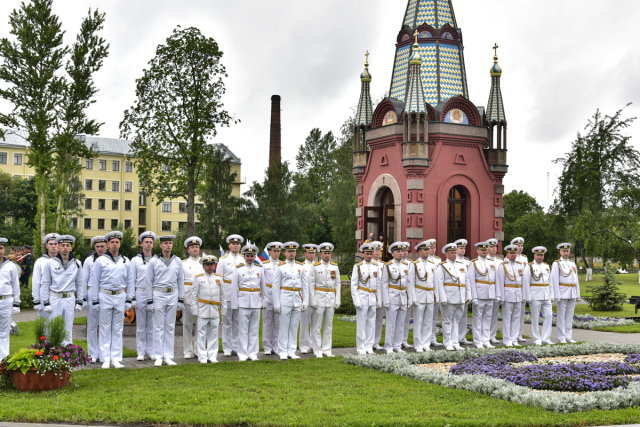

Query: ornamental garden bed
[[344, 343, 640, 412]]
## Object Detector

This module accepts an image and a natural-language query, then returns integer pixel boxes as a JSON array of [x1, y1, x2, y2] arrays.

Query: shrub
[[583, 262, 627, 311]]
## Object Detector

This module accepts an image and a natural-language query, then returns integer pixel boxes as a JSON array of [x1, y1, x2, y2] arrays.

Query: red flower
[[35, 350, 43, 356], [52, 355, 59, 361], [39, 336, 46, 341]]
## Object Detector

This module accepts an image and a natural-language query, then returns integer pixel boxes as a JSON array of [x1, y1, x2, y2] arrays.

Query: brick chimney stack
[[269, 95, 281, 169]]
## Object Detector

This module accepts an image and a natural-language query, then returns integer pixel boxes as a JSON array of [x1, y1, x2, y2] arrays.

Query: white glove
[[44, 305, 52, 313], [472, 299, 479, 305], [147, 301, 154, 312], [440, 301, 448, 307], [74, 303, 82, 312], [334, 303, 340, 310], [33, 302, 43, 311], [12, 306, 20, 314], [92, 300, 100, 310], [125, 303, 132, 311], [546, 300, 552, 304], [383, 303, 390, 309], [191, 308, 198, 316], [354, 304, 362, 310], [302, 304, 308, 311], [274, 306, 281, 314], [177, 302, 184, 311], [412, 301, 418, 307], [310, 303, 317, 309]]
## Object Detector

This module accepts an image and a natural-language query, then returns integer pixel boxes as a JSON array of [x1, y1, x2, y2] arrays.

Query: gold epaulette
[[330, 262, 338, 266], [295, 261, 304, 265], [401, 261, 408, 265], [236, 263, 245, 268], [472, 258, 478, 262], [195, 273, 204, 278], [414, 259, 420, 264], [182, 259, 187, 262], [502, 261, 508, 265], [439, 261, 446, 265], [262, 260, 271, 264], [221, 254, 229, 259], [356, 262, 363, 267], [313, 262, 321, 266], [371, 261, 378, 266], [529, 261, 534, 265], [278, 261, 286, 266], [464, 256, 471, 260], [386, 261, 393, 265]]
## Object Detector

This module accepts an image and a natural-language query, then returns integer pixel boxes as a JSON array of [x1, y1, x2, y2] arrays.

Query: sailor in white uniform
[[496, 244, 525, 347], [191, 255, 222, 363], [371, 241, 386, 350], [128, 231, 157, 361], [182, 236, 203, 359], [299, 243, 317, 354], [486, 238, 503, 344], [351, 243, 381, 355], [522, 246, 554, 345], [511, 237, 528, 342], [216, 234, 244, 357], [381, 242, 412, 354], [82, 235, 107, 362], [31, 233, 59, 321], [467, 241, 498, 348], [408, 240, 438, 352], [551, 243, 580, 343], [261, 242, 283, 355], [309, 243, 340, 358], [0, 237, 20, 360], [454, 239, 471, 345]]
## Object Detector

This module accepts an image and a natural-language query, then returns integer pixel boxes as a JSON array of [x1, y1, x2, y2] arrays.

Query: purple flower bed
[[450, 351, 640, 392], [625, 354, 640, 364]]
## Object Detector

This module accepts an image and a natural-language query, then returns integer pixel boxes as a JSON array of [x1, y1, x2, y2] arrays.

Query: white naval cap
[[56, 235, 76, 244], [302, 243, 318, 252], [454, 239, 468, 247], [42, 233, 60, 244], [532, 246, 547, 254], [371, 241, 383, 250], [267, 241, 284, 250], [511, 237, 525, 245], [557, 242, 572, 250], [318, 242, 334, 252], [138, 231, 157, 243], [241, 244, 259, 255], [0, 237, 7, 245], [388, 241, 408, 253], [159, 235, 176, 242], [283, 241, 299, 250], [200, 255, 218, 264], [105, 231, 123, 241], [475, 241, 489, 249], [184, 236, 202, 248], [425, 238, 437, 247], [504, 244, 519, 253], [414, 240, 431, 251], [360, 242, 374, 252], [486, 238, 498, 247], [90, 236, 107, 246], [442, 243, 457, 254], [226, 234, 244, 244]]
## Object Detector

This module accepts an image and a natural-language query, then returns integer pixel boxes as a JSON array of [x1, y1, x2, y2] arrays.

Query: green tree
[[583, 262, 627, 311], [120, 26, 236, 237]]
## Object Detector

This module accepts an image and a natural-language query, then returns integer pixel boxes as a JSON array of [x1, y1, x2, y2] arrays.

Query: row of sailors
[[351, 237, 579, 353]]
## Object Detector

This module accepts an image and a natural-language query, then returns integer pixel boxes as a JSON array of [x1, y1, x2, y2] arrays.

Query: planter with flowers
[[0, 316, 91, 392]]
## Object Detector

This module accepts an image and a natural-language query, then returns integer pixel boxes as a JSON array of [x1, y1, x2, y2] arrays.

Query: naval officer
[[551, 243, 580, 343], [523, 246, 554, 345]]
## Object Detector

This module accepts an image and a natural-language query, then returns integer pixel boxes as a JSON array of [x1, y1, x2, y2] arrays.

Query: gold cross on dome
[[364, 50, 369, 66], [413, 29, 419, 44], [493, 43, 499, 56]]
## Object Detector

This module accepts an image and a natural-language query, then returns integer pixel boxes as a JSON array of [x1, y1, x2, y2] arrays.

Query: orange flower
[[35, 350, 43, 356], [39, 336, 46, 341], [52, 355, 59, 361]]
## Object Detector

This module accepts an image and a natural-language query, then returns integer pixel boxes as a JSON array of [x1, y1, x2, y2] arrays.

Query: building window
[[98, 199, 105, 210], [124, 219, 132, 229], [71, 218, 78, 228], [161, 202, 171, 213], [111, 200, 119, 210], [98, 219, 105, 229], [13, 153, 22, 165], [111, 219, 118, 229], [85, 158, 93, 169], [139, 208, 146, 226], [124, 200, 132, 211], [161, 221, 171, 231], [84, 218, 91, 229], [84, 199, 92, 210], [99, 180, 106, 191], [139, 192, 147, 206], [112, 160, 120, 172], [85, 179, 93, 191], [99, 159, 106, 170], [178, 222, 187, 231], [0, 152, 7, 164], [125, 161, 133, 173], [112, 181, 119, 192], [447, 185, 468, 243], [124, 181, 132, 192], [179, 203, 187, 213]]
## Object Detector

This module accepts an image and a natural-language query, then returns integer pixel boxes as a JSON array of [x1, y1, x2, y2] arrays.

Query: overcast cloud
[[1, 0, 639, 210]]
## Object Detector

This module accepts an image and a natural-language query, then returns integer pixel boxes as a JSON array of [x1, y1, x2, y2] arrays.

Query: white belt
[[51, 291, 75, 298], [154, 287, 175, 293], [100, 289, 125, 295], [0, 295, 13, 300]]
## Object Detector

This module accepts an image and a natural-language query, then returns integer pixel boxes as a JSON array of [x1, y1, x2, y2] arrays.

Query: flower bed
[[344, 342, 640, 412], [520, 312, 634, 329]]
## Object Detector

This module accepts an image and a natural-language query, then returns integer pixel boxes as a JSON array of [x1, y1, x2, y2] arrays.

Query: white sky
[[1, 0, 639, 210]]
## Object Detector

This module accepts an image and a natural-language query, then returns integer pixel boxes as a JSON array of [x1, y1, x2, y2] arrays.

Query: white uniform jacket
[[408, 258, 437, 304], [182, 257, 203, 306], [261, 258, 279, 305], [550, 258, 580, 299], [273, 260, 309, 310], [523, 261, 553, 301], [381, 259, 412, 307], [31, 255, 50, 305], [231, 261, 267, 310], [81, 254, 100, 303], [496, 260, 525, 303], [41, 255, 84, 305], [350, 261, 381, 307], [192, 272, 224, 318], [128, 254, 152, 303], [88, 253, 133, 302], [309, 261, 341, 308], [435, 260, 469, 304], [467, 257, 499, 300], [145, 255, 185, 301], [0, 257, 20, 304], [216, 253, 243, 308]]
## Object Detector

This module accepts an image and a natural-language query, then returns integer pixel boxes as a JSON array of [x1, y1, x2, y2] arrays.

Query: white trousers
[[556, 299, 576, 342], [502, 301, 522, 345], [374, 306, 385, 345], [152, 290, 178, 360], [413, 303, 435, 350], [458, 302, 469, 342], [311, 306, 334, 355], [50, 294, 75, 345], [355, 305, 376, 353], [530, 299, 553, 343], [490, 301, 501, 340], [299, 307, 313, 351], [135, 296, 154, 357], [86, 303, 100, 361], [262, 303, 280, 353], [0, 298, 12, 360], [98, 292, 125, 362], [182, 305, 197, 357], [519, 301, 527, 339], [431, 304, 441, 343], [384, 304, 407, 351], [222, 308, 239, 354], [196, 313, 220, 362], [237, 307, 260, 359], [402, 305, 413, 344], [278, 305, 301, 357], [442, 303, 464, 347], [472, 299, 494, 346]]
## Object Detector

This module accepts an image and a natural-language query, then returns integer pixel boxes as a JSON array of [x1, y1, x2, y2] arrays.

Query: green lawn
[[1, 357, 640, 426], [579, 273, 640, 299]]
